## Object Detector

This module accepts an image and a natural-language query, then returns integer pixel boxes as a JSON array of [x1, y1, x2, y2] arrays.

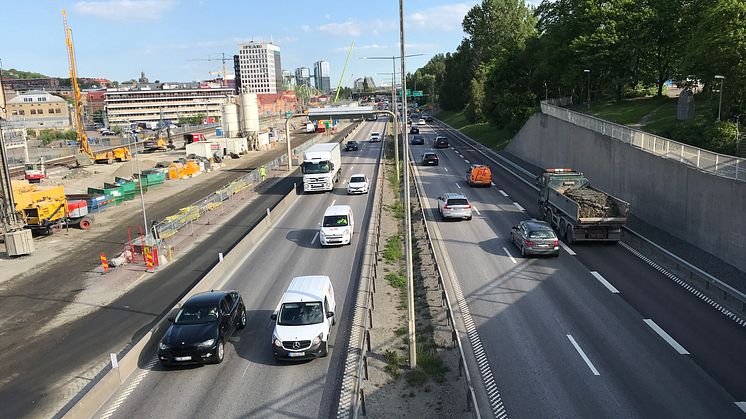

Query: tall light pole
[[715, 75, 725, 121], [584, 69, 591, 110], [361, 53, 423, 183], [399, 0, 416, 369], [126, 128, 149, 240]]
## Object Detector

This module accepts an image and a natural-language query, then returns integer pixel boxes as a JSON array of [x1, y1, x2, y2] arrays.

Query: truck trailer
[[301, 143, 342, 192], [537, 168, 629, 243]]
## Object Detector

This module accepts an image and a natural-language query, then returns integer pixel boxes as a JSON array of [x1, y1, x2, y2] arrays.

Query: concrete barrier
[[62, 186, 300, 419], [507, 113, 746, 274]]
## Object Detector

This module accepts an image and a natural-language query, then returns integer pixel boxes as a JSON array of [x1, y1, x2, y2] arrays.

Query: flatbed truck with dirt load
[[537, 168, 629, 244]]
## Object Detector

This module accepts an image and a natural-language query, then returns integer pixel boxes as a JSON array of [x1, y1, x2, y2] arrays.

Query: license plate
[[589, 233, 605, 239], [288, 352, 305, 357], [538, 244, 549, 248], [175, 356, 191, 361]]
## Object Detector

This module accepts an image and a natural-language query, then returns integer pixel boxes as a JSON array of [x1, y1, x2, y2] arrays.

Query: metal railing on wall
[[540, 99, 745, 182]]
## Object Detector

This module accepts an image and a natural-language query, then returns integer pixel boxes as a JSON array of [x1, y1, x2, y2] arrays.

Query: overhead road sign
[[306, 106, 377, 120]]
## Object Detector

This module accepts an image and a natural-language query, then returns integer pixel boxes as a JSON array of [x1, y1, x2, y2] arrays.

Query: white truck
[[305, 122, 316, 133], [301, 143, 342, 192]]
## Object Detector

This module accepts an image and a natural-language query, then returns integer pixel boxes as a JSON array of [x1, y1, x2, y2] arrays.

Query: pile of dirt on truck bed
[[564, 187, 620, 218]]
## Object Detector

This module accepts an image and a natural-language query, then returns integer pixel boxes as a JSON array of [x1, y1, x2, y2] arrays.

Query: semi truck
[[301, 143, 342, 192], [537, 168, 629, 243]]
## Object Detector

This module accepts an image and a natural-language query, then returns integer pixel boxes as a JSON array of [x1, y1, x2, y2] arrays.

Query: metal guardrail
[[540, 99, 745, 182], [434, 118, 746, 315]]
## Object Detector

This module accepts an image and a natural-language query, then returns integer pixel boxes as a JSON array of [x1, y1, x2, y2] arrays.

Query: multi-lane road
[[94, 120, 386, 419], [410, 121, 746, 418]]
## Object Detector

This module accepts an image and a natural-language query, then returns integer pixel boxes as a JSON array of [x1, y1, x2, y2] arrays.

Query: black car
[[410, 126, 420, 134], [411, 135, 424, 145], [425, 116, 434, 122], [345, 141, 359, 151], [434, 136, 449, 148], [158, 290, 246, 366], [510, 220, 560, 257], [421, 151, 439, 166]]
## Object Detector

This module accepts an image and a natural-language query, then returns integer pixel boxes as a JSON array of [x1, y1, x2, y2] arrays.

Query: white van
[[271, 275, 336, 360], [319, 205, 354, 246]]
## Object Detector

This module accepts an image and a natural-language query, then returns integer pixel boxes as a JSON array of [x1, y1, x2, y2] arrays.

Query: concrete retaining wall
[[507, 113, 746, 272]]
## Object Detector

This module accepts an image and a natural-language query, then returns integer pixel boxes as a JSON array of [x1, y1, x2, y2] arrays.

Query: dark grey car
[[510, 220, 560, 257]]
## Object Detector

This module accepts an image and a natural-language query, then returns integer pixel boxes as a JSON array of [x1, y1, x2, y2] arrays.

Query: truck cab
[[301, 143, 342, 192]]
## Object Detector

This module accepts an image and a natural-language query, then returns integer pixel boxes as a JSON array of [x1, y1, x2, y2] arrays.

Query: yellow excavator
[[63, 10, 131, 165]]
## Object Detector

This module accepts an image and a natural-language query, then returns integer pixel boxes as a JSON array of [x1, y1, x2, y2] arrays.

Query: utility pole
[[400, 0, 416, 369], [584, 69, 591, 110], [715, 75, 726, 121]]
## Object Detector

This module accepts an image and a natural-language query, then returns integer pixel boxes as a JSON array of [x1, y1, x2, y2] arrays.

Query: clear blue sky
[[0, 0, 503, 88]]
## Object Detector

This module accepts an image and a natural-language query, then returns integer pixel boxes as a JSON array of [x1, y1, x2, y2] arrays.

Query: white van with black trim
[[271, 275, 336, 360]]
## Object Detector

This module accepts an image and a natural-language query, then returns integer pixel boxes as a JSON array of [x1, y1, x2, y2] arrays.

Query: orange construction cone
[[100, 253, 110, 273]]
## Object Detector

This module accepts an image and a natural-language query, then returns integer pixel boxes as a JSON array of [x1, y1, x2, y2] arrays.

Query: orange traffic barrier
[[145, 248, 154, 271], [100, 253, 109, 273]]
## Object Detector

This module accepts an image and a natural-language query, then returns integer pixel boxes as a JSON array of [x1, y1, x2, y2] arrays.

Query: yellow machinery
[[63, 10, 130, 165], [12, 180, 92, 234]]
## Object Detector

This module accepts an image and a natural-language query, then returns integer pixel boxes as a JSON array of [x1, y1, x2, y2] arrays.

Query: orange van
[[467, 164, 492, 186]]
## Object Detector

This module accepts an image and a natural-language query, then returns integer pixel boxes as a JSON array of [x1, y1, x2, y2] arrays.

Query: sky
[[0, 0, 523, 88]]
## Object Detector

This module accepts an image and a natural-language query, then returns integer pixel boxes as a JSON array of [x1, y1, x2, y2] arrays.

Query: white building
[[6, 90, 71, 130], [235, 42, 283, 94]]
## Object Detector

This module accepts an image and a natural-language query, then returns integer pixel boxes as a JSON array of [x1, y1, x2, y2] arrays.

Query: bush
[[383, 234, 403, 262], [385, 272, 406, 289]]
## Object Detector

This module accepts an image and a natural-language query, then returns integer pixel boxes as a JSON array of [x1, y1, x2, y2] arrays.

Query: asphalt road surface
[[408, 121, 746, 418], [93, 120, 385, 419]]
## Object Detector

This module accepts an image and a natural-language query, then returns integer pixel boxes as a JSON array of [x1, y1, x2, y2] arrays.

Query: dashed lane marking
[[499, 189, 508, 197], [444, 167, 449, 172], [331, 199, 336, 206], [472, 206, 481, 215], [590, 271, 620, 294], [620, 242, 746, 328], [491, 182, 496, 187], [735, 402, 746, 414], [643, 319, 689, 354], [465, 159, 470, 164], [513, 202, 525, 211], [559, 241, 576, 255], [567, 334, 600, 375], [311, 232, 319, 245], [503, 247, 517, 264], [455, 183, 461, 189]]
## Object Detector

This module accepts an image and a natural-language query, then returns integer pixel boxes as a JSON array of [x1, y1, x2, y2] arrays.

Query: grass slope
[[436, 110, 513, 150]]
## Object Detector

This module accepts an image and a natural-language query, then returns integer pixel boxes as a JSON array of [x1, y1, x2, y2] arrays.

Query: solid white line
[[502, 247, 517, 264], [735, 402, 746, 414], [513, 202, 525, 211], [643, 319, 690, 354], [455, 183, 461, 189], [472, 206, 481, 215], [499, 189, 508, 197], [591, 271, 619, 293], [311, 232, 319, 245], [444, 167, 449, 172], [567, 334, 600, 375], [559, 241, 577, 255]]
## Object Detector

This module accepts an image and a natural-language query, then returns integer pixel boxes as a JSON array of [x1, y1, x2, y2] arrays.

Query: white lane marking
[[444, 167, 449, 172], [355, 156, 359, 161], [499, 189, 508, 197], [311, 232, 319, 245], [472, 206, 481, 215], [502, 247, 517, 264], [643, 319, 690, 355], [331, 199, 336, 206], [491, 182, 496, 187], [567, 335, 600, 375], [465, 159, 470, 164], [350, 166, 354, 171], [559, 241, 577, 255], [513, 202, 525, 211], [590, 271, 619, 294], [735, 402, 746, 414], [455, 183, 461, 189], [241, 361, 253, 378]]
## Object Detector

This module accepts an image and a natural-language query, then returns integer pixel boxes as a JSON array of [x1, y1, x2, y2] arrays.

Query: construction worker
[[260, 165, 267, 181]]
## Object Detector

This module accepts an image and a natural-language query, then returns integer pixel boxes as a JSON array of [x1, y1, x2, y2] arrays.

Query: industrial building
[[104, 84, 232, 127], [313, 60, 331, 94], [5, 90, 71, 130], [234, 41, 283, 94]]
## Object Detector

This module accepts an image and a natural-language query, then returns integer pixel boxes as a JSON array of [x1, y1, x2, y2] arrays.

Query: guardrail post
[[446, 308, 451, 327], [368, 309, 373, 329], [363, 355, 369, 380], [458, 356, 463, 378], [465, 383, 472, 412], [441, 290, 446, 307], [452, 330, 457, 348], [365, 330, 371, 352], [360, 389, 367, 416], [369, 290, 375, 311]]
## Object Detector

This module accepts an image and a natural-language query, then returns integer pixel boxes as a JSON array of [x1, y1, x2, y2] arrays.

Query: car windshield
[[302, 161, 331, 174], [348, 141, 357, 145], [278, 301, 324, 326], [174, 304, 219, 324], [371, 132, 380, 136], [424, 154, 436, 159], [323, 215, 349, 227], [529, 229, 556, 239], [447, 198, 469, 206], [350, 176, 366, 183]]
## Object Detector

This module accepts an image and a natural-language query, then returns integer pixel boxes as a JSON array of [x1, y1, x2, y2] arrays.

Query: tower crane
[[188, 53, 231, 87]]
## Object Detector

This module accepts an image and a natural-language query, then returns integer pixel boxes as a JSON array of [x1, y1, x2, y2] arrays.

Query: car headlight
[[272, 334, 282, 347], [343, 229, 350, 236], [320, 231, 326, 238], [198, 338, 215, 348], [312, 333, 323, 346], [159, 342, 169, 350]]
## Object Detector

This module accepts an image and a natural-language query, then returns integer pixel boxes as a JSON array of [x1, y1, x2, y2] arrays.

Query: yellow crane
[[63, 10, 131, 165]]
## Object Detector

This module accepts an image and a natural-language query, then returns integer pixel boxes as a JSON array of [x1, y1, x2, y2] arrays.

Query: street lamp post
[[126, 128, 149, 240], [584, 69, 591, 110], [715, 75, 726, 121]]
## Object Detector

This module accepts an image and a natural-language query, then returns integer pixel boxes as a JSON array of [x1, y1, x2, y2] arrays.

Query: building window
[[19, 110, 25, 115], [30, 109, 37, 115], [11, 110, 17, 115], [56, 108, 61, 113], [49, 108, 55, 114]]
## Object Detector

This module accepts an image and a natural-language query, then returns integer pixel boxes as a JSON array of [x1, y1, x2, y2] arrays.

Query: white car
[[417, 119, 426, 125], [370, 131, 381, 142], [347, 174, 369, 195]]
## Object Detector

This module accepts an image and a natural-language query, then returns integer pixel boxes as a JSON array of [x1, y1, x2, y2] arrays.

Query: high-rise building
[[282, 70, 295, 88], [295, 67, 310, 88], [313, 60, 331, 94], [235, 41, 283, 94]]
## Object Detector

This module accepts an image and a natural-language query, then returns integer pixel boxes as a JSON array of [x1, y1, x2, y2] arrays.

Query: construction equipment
[[12, 181, 92, 235], [188, 53, 231, 87], [144, 109, 175, 152], [63, 10, 131, 165], [334, 41, 354, 102], [24, 158, 47, 183]]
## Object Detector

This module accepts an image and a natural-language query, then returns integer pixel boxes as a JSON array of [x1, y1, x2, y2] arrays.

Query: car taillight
[[524, 240, 534, 247], [553, 240, 559, 246], [443, 204, 449, 209], [467, 204, 472, 208]]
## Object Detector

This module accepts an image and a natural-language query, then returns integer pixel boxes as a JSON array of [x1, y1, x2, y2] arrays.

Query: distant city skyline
[[0, 0, 486, 88]]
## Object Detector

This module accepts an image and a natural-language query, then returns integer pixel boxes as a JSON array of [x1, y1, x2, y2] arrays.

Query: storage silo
[[239, 92, 260, 133], [222, 103, 240, 137]]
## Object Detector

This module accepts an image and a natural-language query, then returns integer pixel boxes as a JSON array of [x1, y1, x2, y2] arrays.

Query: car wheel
[[214, 340, 225, 364], [552, 252, 560, 258], [332, 315, 336, 326], [565, 226, 575, 245], [521, 245, 526, 257], [238, 307, 247, 329], [467, 216, 472, 221]]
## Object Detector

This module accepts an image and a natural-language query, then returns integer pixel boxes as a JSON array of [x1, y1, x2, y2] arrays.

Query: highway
[[93, 120, 385, 419], [409, 121, 746, 418]]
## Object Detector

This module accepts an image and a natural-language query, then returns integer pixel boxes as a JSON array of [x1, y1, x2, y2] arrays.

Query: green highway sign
[[413, 91, 423, 97]]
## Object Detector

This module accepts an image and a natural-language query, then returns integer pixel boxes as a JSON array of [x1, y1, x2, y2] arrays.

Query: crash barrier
[[62, 183, 302, 419], [435, 117, 746, 319], [541, 98, 745, 182]]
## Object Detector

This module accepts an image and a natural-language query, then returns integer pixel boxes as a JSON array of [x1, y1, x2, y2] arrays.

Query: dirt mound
[[63, 168, 93, 180], [564, 188, 619, 218]]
